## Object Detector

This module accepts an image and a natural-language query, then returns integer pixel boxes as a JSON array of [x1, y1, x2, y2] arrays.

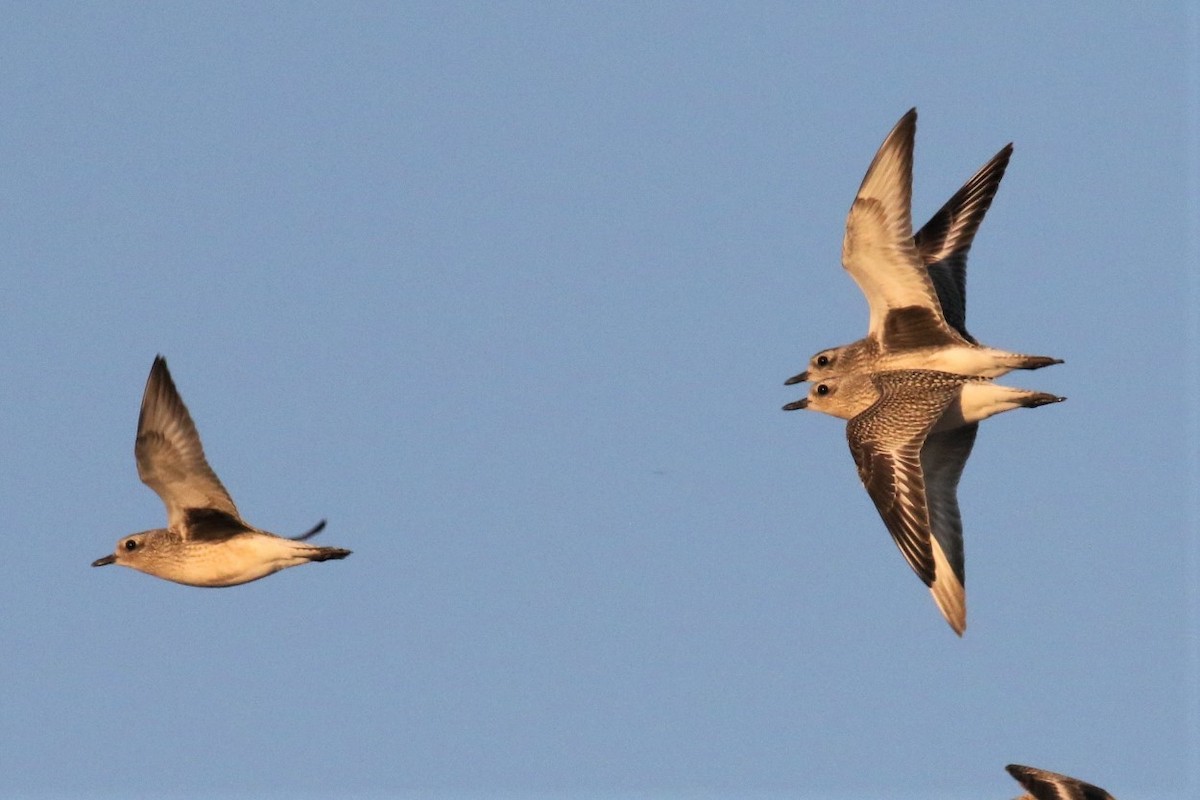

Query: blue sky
[[0, 3, 1193, 798]]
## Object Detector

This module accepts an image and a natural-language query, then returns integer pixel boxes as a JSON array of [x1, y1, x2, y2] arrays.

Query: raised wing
[[1005, 764, 1116, 800], [842, 109, 964, 351], [135, 356, 240, 532], [846, 371, 966, 633], [915, 143, 1013, 343]]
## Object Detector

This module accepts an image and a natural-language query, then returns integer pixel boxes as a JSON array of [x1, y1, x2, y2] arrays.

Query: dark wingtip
[[140, 355, 181, 433], [292, 519, 328, 541]]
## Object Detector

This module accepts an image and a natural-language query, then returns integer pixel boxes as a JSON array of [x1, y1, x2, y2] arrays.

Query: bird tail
[[306, 546, 351, 562], [1004, 353, 1064, 371], [1019, 391, 1066, 409]]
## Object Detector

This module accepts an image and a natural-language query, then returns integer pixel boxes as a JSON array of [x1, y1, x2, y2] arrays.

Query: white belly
[[144, 535, 314, 587]]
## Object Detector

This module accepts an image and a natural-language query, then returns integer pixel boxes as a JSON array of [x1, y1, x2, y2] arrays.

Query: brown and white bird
[[1005, 763, 1116, 800], [785, 108, 1061, 386], [784, 369, 1064, 634], [92, 356, 350, 586]]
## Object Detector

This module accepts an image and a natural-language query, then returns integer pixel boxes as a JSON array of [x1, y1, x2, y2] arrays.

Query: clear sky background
[[0, 4, 1194, 799]]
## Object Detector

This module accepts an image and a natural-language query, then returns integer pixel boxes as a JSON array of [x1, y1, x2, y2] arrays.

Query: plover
[[92, 356, 350, 586], [784, 369, 1064, 635], [1006, 764, 1116, 800], [785, 108, 1061, 385], [786, 138, 1009, 385]]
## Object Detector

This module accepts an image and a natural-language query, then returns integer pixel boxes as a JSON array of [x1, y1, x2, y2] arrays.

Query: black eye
[[816, 355, 830, 367], [816, 384, 830, 395], [124, 539, 138, 552]]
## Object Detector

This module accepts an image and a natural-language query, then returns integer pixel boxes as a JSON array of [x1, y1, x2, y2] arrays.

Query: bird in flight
[[785, 369, 1064, 634], [92, 356, 350, 586], [786, 108, 1061, 386]]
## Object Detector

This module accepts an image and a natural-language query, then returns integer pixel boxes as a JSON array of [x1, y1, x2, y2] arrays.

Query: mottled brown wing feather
[[846, 372, 964, 589], [135, 356, 240, 532], [849, 437, 935, 584]]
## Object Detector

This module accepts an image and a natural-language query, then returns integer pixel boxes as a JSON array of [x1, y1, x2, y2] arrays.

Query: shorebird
[[784, 369, 1064, 634], [786, 137, 1010, 384], [785, 108, 1061, 386], [1006, 763, 1116, 800], [92, 356, 350, 586]]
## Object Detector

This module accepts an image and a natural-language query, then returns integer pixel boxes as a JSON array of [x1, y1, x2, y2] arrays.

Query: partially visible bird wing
[[291, 519, 327, 541], [918, 423, 978, 635], [842, 109, 964, 352], [846, 370, 965, 632], [184, 507, 253, 542], [135, 356, 240, 533], [914, 143, 1013, 344], [1005, 764, 1116, 800]]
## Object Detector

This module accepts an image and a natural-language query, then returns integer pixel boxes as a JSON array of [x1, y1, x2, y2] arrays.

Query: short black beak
[[783, 371, 808, 386], [782, 398, 808, 411], [92, 554, 116, 567]]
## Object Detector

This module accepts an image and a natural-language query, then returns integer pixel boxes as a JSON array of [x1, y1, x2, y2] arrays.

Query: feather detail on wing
[[135, 356, 240, 532], [915, 143, 1013, 344], [849, 436, 935, 584], [841, 109, 961, 350], [846, 371, 967, 631]]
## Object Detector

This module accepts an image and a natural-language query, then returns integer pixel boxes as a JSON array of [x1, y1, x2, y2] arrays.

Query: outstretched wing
[[915, 143, 1013, 343], [841, 109, 965, 352], [846, 370, 967, 633], [135, 356, 240, 532]]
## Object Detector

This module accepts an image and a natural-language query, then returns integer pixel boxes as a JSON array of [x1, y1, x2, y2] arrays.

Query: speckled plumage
[[787, 369, 1064, 635]]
